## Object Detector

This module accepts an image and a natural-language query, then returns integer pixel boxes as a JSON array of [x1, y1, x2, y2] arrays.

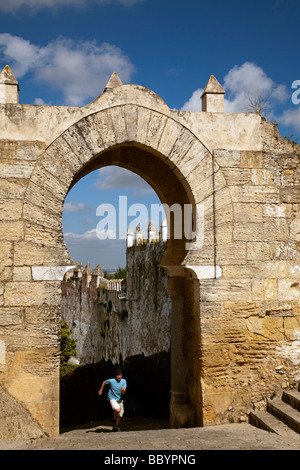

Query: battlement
[[127, 217, 168, 248], [61, 239, 170, 365], [64, 261, 125, 292]]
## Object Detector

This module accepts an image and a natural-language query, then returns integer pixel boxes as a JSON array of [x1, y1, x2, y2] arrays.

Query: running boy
[[98, 369, 127, 431]]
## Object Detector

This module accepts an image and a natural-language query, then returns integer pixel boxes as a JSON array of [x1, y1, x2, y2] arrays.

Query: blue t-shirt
[[106, 378, 127, 401]]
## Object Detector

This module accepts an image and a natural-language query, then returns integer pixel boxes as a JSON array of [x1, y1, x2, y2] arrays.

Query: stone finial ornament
[[0, 65, 19, 104], [201, 75, 225, 112]]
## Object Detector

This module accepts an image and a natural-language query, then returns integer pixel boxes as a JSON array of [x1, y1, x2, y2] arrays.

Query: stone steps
[[282, 389, 300, 412], [249, 410, 297, 437], [250, 386, 300, 437]]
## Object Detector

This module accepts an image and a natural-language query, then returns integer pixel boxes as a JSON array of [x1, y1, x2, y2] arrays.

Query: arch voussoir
[[90, 108, 117, 151], [135, 106, 152, 146], [144, 109, 168, 149], [62, 122, 95, 165], [109, 106, 127, 144], [76, 114, 106, 156], [123, 104, 138, 142], [45, 136, 83, 177], [156, 117, 183, 159]]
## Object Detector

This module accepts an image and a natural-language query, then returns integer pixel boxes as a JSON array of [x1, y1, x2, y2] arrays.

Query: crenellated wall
[[61, 239, 171, 365]]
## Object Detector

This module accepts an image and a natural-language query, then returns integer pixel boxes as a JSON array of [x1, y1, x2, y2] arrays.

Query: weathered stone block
[[233, 202, 263, 223], [0, 266, 12, 282], [0, 199, 23, 220], [0, 220, 23, 241], [6, 377, 42, 403], [200, 279, 251, 302], [280, 188, 300, 203], [157, 117, 182, 157], [0, 179, 27, 199], [290, 218, 300, 241], [278, 279, 300, 300], [0, 241, 13, 266], [214, 149, 241, 167], [4, 281, 61, 307], [14, 241, 45, 265], [233, 219, 288, 242], [240, 151, 263, 168], [0, 161, 35, 179], [215, 224, 233, 244], [222, 301, 261, 318], [264, 203, 293, 218], [26, 401, 59, 436], [41, 376, 59, 402], [251, 278, 278, 300], [12, 266, 31, 281], [215, 203, 233, 226], [251, 168, 275, 186], [216, 242, 247, 265], [222, 168, 251, 185], [241, 186, 279, 203], [0, 307, 22, 326], [124, 104, 139, 142], [246, 316, 284, 341]]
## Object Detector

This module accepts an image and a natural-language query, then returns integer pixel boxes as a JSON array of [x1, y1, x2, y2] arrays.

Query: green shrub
[[60, 321, 78, 376]]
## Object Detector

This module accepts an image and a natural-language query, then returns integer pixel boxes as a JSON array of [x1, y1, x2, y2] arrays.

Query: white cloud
[[181, 88, 203, 111], [0, 33, 46, 77], [64, 201, 91, 212], [276, 107, 300, 134], [223, 62, 274, 97], [65, 227, 122, 244], [95, 166, 154, 196], [223, 62, 288, 113], [221, 62, 300, 134], [0, 34, 135, 105], [0, 0, 145, 14], [64, 228, 126, 268], [82, 218, 96, 225], [64, 228, 99, 242], [34, 98, 46, 105]]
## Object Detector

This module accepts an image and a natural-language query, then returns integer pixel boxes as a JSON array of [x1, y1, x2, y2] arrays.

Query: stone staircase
[[250, 385, 300, 438]]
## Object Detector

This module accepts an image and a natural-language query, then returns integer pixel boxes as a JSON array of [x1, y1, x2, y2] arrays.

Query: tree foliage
[[105, 266, 126, 279], [60, 321, 78, 376]]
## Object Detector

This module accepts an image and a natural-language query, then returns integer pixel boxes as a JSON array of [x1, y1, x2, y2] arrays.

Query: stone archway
[[17, 101, 217, 434], [3, 71, 300, 441]]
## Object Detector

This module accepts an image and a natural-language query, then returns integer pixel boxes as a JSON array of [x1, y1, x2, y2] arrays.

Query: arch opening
[[20, 104, 214, 434], [59, 143, 198, 429], [65, 143, 197, 269]]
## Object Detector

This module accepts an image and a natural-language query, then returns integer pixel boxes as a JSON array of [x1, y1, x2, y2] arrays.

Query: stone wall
[[1, 67, 300, 437], [61, 240, 171, 365], [196, 125, 300, 424]]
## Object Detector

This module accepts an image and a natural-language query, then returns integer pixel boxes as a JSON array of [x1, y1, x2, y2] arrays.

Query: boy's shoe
[[112, 426, 120, 432]]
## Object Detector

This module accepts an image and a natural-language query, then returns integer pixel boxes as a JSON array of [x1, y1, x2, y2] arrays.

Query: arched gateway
[[1, 69, 300, 439]]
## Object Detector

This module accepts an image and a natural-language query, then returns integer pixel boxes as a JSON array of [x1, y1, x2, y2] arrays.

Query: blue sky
[[0, 0, 299, 270]]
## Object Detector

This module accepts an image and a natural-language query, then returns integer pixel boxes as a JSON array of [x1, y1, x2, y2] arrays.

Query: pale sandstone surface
[[0, 69, 299, 439]]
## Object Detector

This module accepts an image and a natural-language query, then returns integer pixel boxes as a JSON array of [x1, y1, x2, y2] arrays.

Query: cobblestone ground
[[1, 418, 299, 451]]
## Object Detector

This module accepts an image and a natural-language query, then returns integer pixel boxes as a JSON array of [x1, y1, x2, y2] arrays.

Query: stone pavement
[[1, 417, 299, 451]]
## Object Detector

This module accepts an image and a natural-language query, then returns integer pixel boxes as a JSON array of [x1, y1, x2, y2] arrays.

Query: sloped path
[[1, 417, 300, 450]]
